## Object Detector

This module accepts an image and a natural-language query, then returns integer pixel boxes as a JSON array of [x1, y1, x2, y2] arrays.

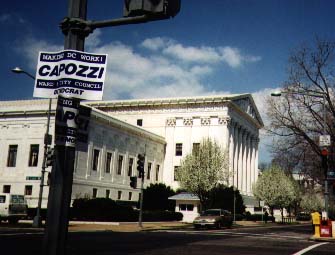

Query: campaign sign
[[55, 96, 91, 147], [34, 50, 108, 100]]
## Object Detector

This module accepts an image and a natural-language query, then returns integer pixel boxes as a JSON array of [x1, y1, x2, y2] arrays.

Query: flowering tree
[[176, 138, 230, 209], [253, 165, 299, 222]]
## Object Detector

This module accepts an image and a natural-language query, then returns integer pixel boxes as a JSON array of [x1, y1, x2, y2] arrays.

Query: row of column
[[228, 119, 259, 196]]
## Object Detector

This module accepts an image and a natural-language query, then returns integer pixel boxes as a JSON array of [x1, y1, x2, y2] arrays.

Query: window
[[117, 155, 124, 175], [179, 204, 194, 211], [137, 119, 143, 126], [192, 143, 200, 157], [3, 185, 11, 193], [25, 185, 33, 196], [92, 149, 100, 171], [147, 162, 152, 180], [155, 165, 160, 182], [106, 189, 110, 199], [117, 191, 122, 200], [0, 195, 5, 203], [28, 144, 39, 167], [128, 158, 134, 176], [175, 143, 182, 156], [128, 192, 132, 201], [7, 145, 18, 167], [174, 166, 180, 181], [105, 152, 112, 173], [92, 188, 98, 198]]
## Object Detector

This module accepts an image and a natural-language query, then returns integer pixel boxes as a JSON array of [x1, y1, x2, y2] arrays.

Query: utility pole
[[42, 1, 180, 254], [43, 1, 88, 254]]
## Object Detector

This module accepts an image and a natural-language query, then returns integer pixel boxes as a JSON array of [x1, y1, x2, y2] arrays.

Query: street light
[[271, 89, 329, 216], [11, 67, 52, 227]]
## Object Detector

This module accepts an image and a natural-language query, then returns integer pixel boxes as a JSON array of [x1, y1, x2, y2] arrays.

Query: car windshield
[[202, 210, 220, 216]]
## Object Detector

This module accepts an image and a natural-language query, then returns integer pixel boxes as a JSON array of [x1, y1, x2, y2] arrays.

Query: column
[[233, 123, 239, 189], [254, 137, 260, 184], [250, 136, 256, 194], [229, 120, 235, 187], [242, 130, 248, 194], [246, 134, 252, 195], [238, 127, 244, 192]]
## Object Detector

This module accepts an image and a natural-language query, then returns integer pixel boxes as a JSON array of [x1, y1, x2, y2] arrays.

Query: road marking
[[160, 230, 308, 240], [291, 243, 327, 255]]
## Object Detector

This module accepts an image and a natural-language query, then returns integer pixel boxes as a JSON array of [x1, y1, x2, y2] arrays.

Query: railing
[[282, 216, 295, 223]]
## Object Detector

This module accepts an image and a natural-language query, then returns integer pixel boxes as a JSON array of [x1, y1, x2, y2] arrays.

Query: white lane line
[[292, 243, 327, 255]]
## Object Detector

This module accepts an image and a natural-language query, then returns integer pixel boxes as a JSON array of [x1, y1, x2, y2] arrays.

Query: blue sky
[[1, 0, 334, 163]]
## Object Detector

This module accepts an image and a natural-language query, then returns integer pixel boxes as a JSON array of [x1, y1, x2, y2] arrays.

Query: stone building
[[87, 93, 263, 196], [0, 94, 263, 209], [0, 99, 165, 208]]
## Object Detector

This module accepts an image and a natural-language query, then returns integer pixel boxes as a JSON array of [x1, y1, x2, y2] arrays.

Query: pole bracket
[[60, 17, 93, 38]]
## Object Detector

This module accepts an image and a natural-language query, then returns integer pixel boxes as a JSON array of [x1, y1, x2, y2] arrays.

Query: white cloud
[[141, 37, 170, 51], [15, 37, 62, 70], [141, 37, 261, 68], [164, 44, 222, 63]]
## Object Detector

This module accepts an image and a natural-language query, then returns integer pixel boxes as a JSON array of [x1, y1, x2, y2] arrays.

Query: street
[[0, 223, 334, 255]]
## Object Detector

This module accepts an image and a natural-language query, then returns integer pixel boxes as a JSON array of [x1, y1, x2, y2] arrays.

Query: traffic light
[[321, 149, 328, 177], [137, 154, 145, 178], [124, 0, 181, 19], [46, 147, 54, 167], [130, 176, 137, 189]]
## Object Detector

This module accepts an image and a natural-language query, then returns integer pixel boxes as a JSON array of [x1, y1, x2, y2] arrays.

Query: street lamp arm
[[11, 67, 35, 80]]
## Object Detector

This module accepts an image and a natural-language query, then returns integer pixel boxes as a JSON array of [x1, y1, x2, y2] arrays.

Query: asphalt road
[[0, 223, 334, 255]]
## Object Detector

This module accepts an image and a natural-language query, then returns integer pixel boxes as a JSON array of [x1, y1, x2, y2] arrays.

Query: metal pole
[[139, 174, 144, 228], [322, 94, 329, 216], [10, 67, 52, 228], [43, 1, 86, 254], [33, 98, 52, 228]]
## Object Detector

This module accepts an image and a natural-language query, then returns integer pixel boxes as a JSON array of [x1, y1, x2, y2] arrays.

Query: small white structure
[[168, 193, 200, 223]]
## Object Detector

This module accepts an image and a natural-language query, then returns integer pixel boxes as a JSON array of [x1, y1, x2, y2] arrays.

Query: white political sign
[[34, 50, 108, 100], [319, 135, 331, 147]]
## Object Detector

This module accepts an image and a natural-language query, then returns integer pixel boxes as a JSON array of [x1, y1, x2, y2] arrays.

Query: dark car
[[193, 209, 233, 229]]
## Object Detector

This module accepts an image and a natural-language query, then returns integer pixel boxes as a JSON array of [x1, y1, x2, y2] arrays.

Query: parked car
[[0, 193, 28, 224], [193, 209, 233, 229]]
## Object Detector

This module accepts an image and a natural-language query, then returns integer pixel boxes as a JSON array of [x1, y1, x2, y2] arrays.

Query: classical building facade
[[0, 100, 165, 208], [87, 94, 263, 196], [0, 94, 263, 209]]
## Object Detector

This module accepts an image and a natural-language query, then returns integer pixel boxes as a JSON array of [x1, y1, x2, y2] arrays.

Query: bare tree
[[267, 39, 335, 183]]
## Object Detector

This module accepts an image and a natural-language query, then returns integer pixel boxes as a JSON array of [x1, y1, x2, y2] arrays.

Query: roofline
[[86, 94, 250, 108], [86, 93, 264, 128]]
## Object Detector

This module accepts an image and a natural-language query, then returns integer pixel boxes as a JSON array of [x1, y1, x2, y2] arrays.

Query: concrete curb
[[309, 236, 335, 242]]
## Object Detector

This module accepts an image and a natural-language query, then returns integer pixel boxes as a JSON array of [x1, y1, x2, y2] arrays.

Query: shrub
[[142, 211, 183, 221], [143, 183, 176, 211]]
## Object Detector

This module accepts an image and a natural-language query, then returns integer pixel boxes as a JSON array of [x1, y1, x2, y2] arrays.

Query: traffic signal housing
[[130, 176, 137, 189], [124, 0, 181, 19], [45, 147, 54, 167], [321, 148, 328, 177], [137, 154, 145, 178]]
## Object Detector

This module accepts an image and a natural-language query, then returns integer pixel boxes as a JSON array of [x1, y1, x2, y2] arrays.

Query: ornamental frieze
[[201, 117, 211, 126], [166, 118, 176, 127], [183, 117, 193, 126], [218, 116, 231, 126]]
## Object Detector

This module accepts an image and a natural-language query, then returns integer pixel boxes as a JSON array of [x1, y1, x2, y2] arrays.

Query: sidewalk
[[67, 220, 285, 232], [9, 220, 307, 233]]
